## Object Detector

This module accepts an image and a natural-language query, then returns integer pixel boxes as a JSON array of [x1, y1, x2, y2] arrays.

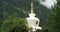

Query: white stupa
[[26, 2, 42, 32]]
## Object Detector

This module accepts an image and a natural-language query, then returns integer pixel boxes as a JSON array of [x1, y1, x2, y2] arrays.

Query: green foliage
[[0, 0, 51, 26], [47, 0, 60, 32], [0, 0, 56, 32], [0, 16, 28, 32]]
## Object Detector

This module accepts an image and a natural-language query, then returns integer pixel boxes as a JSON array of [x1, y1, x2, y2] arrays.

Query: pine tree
[[47, 0, 60, 32]]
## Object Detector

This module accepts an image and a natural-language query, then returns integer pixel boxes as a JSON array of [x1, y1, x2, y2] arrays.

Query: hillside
[[0, 0, 51, 26]]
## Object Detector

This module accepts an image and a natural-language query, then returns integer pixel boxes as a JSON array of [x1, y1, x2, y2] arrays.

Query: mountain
[[0, 0, 51, 26]]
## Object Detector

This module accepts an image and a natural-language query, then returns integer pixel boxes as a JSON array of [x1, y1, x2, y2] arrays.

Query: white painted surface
[[26, 13, 39, 27], [26, 13, 42, 31]]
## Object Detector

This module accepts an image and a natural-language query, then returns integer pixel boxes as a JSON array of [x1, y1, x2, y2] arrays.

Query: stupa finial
[[31, 2, 34, 14]]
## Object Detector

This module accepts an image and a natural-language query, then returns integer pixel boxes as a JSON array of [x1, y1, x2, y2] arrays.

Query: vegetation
[[0, 15, 28, 32], [47, 0, 60, 32], [0, 0, 60, 32]]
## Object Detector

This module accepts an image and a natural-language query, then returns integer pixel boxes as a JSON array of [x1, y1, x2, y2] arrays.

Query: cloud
[[38, 0, 57, 9]]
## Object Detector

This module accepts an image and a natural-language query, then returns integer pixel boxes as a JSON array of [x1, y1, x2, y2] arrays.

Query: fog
[[37, 0, 57, 9]]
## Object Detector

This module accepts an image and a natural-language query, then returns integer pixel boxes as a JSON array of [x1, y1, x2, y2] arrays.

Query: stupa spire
[[31, 2, 34, 14], [26, 1, 42, 32]]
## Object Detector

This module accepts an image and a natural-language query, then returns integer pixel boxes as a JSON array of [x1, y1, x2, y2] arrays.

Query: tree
[[0, 0, 54, 32], [0, 15, 28, 32], [0, 0, 51, 26], [47, 0, 60, 32]]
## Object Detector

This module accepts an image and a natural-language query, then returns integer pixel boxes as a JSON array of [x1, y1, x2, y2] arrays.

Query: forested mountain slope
[[0, 0, 51, 26]]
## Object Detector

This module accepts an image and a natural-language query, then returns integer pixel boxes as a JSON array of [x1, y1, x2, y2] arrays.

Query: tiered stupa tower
[[26, 2, 42, 32]]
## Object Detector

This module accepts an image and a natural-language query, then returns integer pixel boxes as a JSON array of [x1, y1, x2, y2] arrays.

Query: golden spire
[[31, 2, 34, 14]]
